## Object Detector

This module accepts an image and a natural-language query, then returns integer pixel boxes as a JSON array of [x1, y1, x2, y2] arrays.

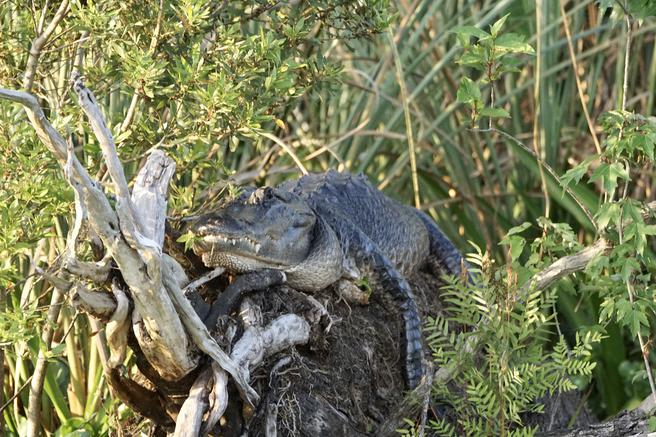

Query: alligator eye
[[291, 212, 315, 228]]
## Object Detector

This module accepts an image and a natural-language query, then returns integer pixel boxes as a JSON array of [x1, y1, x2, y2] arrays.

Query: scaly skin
[[189, 170, 466, 388]]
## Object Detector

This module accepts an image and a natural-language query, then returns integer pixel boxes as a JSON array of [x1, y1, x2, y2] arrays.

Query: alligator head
[[188, 187, 317, 273]]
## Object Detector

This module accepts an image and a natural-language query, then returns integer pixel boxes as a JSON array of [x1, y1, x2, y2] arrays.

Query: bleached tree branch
[[0, 81, 258, 403], [200, 363, 230, 436], [174, 368, 212, 437], [70, 285, 116, 319], [23, 0, 70, 92], [131, 149, 176, 247], [543, 394, 656, 436], [106, 282, 130, 369], [161, 261, 259, 406], [72, 73, 150, 249], [175, 307, 310, 436], [527, 239, 609, 293]]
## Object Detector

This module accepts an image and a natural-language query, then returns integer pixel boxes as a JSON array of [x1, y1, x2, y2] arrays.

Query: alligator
[[188, 170, 466, 388]]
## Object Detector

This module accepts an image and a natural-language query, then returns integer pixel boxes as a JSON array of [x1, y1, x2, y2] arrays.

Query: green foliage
[[557, 71, 656, 406], [423, 241, 600, 436], [452, 14, 533, 126], [0, 114, 70, 288], [0, 304, 44, 346], [599, 111, 656, 163]]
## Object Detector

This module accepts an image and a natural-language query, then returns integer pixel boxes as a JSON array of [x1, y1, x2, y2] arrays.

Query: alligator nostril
[[263, 187, 274, 200]]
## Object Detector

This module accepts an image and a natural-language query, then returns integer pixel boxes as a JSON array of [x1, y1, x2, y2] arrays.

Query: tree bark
[[541, 395, 656, 436]]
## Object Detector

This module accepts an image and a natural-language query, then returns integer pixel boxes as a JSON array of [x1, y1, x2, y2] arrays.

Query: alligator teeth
[[203, 234, 261, 250]]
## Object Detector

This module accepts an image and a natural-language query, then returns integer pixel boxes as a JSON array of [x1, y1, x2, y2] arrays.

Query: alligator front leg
[[204, 269, 286, 329]]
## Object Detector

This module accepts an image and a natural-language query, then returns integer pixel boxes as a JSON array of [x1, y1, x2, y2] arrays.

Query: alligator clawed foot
[[336, 280, 370, 307]]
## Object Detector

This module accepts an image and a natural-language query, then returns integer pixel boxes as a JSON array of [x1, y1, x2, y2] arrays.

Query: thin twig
[[0, 376, 33, 414], [183, 268, 226, 294], [558, 0, 602, 154], [619, 12, 632, 140], [25, 287, 65, 437], [389, 29, 421, 209], [476, 128, 597, 229], [255, 129, 308, 175], [36, 0, 50, 33], [302, 119, 371, 165]]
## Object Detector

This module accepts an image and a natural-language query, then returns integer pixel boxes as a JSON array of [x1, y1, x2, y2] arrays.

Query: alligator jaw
[[202, 234, 262, 254], [193, 234, 288, 272]]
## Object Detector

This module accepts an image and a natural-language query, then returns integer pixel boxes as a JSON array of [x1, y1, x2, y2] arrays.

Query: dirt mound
[[213, 270, 438, 436]]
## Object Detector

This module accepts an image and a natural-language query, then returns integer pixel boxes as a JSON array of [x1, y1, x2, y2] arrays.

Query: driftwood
[[0, 76, 314, 434]]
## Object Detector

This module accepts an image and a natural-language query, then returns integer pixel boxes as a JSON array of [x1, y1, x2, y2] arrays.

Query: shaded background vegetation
[[1, 0, 655, 434]]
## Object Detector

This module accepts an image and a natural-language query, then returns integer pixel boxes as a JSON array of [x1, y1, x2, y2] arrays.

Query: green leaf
[[456, 77, 482, 105], [177, 231, 201, 252], [623, 201, 643, 226], [595, 202, 621, 230], [508, 235, 526, 261], [456, 42, 488, 68], [490, 14, 509, 37], [451, 25, 490, 41], [479, 107, 510, 118], [620, 258, 641, 282], [628, 0, 656, 19], [589, 161, 629, 198], [505, 222, 532, 236], [631, 308, 649, 338], [499, 222, 530, 261], [616, 298, 632, 321], [560, 156, 596, 190], [494, 33, 534, 54]]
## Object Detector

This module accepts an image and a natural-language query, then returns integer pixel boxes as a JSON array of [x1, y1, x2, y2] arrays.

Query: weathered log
[[542, 395, 656, 437]]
